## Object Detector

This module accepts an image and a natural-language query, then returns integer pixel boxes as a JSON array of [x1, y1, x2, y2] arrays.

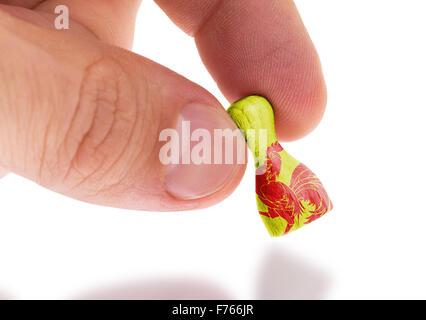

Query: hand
[[0, 0, 326, 211]]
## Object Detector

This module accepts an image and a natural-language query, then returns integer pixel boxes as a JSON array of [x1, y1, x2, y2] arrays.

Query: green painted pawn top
[[227, 95, 278, 168]]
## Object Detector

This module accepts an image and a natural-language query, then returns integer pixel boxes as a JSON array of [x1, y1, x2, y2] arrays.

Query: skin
[[0, 0, 327, 211]]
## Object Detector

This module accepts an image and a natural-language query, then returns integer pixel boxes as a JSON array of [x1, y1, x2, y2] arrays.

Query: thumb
[[0, 11, 246, 211], [0, 166, 7, 179]]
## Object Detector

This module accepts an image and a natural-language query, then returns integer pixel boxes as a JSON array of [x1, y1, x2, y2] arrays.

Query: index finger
[[156, 0, 327, 141]]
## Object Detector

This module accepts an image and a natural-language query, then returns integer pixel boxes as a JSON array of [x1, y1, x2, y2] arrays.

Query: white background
[[1, 0, 426, 299]]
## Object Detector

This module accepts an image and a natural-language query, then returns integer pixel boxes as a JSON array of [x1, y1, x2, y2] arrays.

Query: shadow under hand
[[256, 246, 331, 300], [75, 278, 232, 300], [0, 292, 12, 300]]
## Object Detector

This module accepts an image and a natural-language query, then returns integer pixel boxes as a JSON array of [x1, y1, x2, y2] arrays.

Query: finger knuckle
[[59, 57, 141, 193]]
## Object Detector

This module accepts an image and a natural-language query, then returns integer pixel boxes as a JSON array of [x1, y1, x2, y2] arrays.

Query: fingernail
[[164, 103, 243, 200]]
